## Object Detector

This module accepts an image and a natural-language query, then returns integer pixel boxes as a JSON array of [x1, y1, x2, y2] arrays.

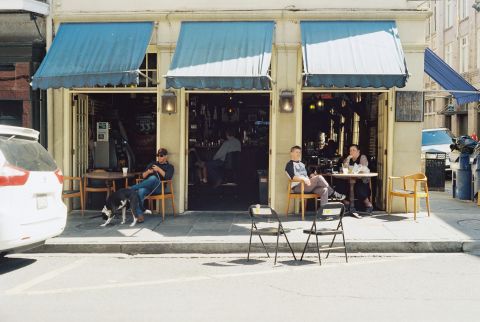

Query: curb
[[28, 240, 468, 255]]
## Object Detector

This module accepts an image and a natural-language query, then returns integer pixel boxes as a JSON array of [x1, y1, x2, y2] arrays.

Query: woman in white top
[[342, 144, 373, 213]]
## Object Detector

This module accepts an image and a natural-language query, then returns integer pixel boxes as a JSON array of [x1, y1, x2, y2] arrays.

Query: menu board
[[395, 91, 424, 122]]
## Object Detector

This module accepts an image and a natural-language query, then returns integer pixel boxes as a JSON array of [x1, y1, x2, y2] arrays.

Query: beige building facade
[[424, 0, 480, 137], [44, 0, 429, 213]]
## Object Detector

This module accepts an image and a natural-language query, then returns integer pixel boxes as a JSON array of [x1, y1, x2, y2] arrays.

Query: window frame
[[445, 0, 454, 29], [460, 35, 469, 73], [459, 0, 469, 21], [445, 42, 454, 67]]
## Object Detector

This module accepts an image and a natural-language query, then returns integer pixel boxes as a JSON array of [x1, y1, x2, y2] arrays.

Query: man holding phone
[[130, 148, 174, 222]]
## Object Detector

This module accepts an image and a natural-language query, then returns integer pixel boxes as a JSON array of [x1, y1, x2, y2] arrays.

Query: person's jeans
[[206, 159, 224, 185], [130, 175, 163, 216]]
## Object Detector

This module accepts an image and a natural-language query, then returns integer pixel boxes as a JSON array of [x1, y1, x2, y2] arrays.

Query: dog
[[101, 188, 140, 227]]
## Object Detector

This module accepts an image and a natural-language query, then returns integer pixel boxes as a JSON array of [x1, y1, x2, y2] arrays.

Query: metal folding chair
[[300, 202, 348, 265], [247, 205, 297, 265]]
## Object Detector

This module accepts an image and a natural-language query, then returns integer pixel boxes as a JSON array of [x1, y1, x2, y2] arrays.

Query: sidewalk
[[31, 190, 480, 254]]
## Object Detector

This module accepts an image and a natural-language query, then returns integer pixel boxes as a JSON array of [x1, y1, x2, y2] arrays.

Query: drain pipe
[[46, 0, 53, 152]]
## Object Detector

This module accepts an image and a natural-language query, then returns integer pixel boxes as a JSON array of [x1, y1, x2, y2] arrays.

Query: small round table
[[83, 171, 140, 209], [84, 171, 138, 189], [324, 172, 378, 218]]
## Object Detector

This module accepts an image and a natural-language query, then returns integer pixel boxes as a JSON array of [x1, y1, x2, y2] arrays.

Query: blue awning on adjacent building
[[31, 22, 153, 89], [301, 21, 408, 88], [166, 21, 274, 90], [424, 48, 480, 105]]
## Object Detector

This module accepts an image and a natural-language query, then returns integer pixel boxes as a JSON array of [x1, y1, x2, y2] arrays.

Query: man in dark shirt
[[131, 148, 174, 222], [285, 145, 344, 206]]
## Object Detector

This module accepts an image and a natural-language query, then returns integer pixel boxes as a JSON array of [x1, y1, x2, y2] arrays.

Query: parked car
[[0, 125, 67, 256], [421, 128, 456, 172]]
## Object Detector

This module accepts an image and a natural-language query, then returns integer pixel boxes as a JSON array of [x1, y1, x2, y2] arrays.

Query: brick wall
[[0, 62, 31, 128]]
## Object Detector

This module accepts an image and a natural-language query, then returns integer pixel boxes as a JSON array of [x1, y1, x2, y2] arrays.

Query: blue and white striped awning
[[301, 21, 408, 88], [166, 21, 274, 90], [31, 22, 153, 89]]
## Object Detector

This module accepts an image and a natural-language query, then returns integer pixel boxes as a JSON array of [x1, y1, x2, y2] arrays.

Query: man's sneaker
[[143, 209, 152, 215], [331, 191, 346, 201], [365, 206, 374, 214]]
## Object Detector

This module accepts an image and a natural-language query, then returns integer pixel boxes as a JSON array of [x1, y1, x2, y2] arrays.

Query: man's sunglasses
[[157, 154, 166, 157]]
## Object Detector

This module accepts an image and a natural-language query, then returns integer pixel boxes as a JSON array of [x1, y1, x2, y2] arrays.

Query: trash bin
[[471, 154, 480, 201], [452, 152, 472, 200], [257, 170, 268, 204], [423, 151, 446, 191]]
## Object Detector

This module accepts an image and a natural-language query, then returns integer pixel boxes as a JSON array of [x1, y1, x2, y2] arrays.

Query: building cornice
[[402, 43, 428, 52], [52, 9, 430, 23]]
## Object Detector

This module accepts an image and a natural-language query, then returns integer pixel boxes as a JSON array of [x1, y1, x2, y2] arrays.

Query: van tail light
[[55, 169, 64, 184], [0, 164, 30, 186]]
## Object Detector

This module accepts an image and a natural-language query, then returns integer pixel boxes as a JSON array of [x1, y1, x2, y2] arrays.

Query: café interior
[[184, 91, 380, 211], [81, 91, 380, 211]]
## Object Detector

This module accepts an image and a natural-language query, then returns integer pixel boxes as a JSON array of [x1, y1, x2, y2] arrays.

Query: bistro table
[[323, 172, 378, 218], [83, 171, 140, 209], [84, 171, 139, 190]]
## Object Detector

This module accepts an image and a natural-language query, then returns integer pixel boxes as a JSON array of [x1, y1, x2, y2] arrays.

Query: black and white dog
[[101, 188, 140, 227]]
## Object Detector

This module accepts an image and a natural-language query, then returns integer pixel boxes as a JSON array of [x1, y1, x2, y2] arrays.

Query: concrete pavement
[[30, 190, 480, 254], [3, 253, 480, 322]]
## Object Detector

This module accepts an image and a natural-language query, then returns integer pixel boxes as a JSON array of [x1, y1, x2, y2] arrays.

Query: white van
[[0, 125, 67, 256], [421, 128, 455, 172]]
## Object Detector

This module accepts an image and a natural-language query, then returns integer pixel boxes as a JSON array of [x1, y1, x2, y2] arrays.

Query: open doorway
[[301, 92, 383, 210], [187, 93, 270, 211], [72, 93, 157, 174]]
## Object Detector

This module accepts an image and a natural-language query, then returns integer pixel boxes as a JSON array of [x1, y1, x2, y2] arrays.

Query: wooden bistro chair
[[62, 176, 84, 215], [83, 169, 114, 211], [285, 175, 319, 221], [388, 173, 431, 221], [135, 178, 176, 221]]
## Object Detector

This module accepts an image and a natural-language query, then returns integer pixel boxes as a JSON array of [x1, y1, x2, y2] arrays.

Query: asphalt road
[[1, 253, 480, 322]]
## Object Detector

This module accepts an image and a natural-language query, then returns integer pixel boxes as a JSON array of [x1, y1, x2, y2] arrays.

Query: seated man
[[200, 129, 241, 187], [342, 144, 373, 213], [130, 148, 174, 223], [285, 145, 345, 206], [188, 147, 205, 184]]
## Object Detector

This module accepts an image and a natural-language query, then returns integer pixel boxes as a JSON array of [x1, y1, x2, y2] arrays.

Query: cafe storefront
[[37, 2, 428, 213]]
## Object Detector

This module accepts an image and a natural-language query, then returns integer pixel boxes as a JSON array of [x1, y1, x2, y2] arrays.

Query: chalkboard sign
[[395, 91, 424, 122]]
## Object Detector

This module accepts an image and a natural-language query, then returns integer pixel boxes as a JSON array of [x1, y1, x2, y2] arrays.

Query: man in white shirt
[[201, 129, 241, 187]]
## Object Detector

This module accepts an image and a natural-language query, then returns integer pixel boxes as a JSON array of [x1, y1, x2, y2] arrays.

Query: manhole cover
[[457, 219, 480, 230]]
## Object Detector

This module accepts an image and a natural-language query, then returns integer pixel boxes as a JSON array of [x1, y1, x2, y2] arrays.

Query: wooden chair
[[62, 176, 84, 215], [135, 178, 176, 221], [388, 173, 430, 220], [83, 169, 114, 210], [285, 177, 319, 221]]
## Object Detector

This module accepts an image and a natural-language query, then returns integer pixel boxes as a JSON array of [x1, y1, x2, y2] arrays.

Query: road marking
[[5, 258, 87, 295], [18, 276, 210, 295], [7, 255, 427, 296]]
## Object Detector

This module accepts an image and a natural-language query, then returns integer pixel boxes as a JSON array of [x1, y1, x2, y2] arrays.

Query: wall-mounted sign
[[395, 91, 424, 122]]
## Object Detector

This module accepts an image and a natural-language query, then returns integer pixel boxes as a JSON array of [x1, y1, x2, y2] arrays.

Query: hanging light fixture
[[279, 90, 294, 113], [161, 91, 177, 114]]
